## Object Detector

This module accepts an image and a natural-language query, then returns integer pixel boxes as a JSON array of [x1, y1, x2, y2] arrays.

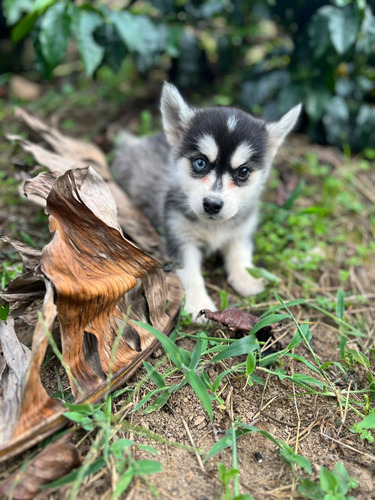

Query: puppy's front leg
[[223, 237, 265, 297], [176, 244, 216, 321]]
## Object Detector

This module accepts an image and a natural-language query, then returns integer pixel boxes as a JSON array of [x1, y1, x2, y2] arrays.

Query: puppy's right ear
[[161, 82, 195, 145]]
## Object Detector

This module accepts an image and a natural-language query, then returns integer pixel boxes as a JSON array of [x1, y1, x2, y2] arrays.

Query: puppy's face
[[175, 108, 267, 221], [161, 82, 302, 222]]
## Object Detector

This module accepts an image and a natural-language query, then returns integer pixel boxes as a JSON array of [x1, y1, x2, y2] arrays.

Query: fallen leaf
[[0, 165, 184, 462], [198, 308, 268, 333], [0, 435, 81, 500], [0, 316, 31, 443], [8, 108, 162, 257], [9, 76, 42, 102]]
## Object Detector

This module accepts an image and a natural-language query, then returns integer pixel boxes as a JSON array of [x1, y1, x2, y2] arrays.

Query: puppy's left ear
[[266, 104, 302, 158], [160, 82, 196, 146]]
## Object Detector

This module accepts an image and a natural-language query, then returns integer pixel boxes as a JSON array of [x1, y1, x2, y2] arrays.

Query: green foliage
[[350, 411, 375, 443], [57, 399, 161, 497], [2, 0, 375, 150], [298, 461, 358, 500]]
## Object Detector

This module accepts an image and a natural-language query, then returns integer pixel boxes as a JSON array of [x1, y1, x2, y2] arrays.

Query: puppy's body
[[112, 84, 301, 319]]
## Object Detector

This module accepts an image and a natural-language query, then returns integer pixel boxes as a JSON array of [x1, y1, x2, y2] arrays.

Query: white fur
[[230, 142, 254, 169], [227, 115, 238, 132], [197, 134, 219, 162]]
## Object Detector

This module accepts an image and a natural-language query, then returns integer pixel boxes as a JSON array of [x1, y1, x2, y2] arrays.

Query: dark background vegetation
[[1, 0, 375, 152]]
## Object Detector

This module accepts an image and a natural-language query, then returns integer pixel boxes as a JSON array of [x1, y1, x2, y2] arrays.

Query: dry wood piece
[[0, 164, 183, 463]]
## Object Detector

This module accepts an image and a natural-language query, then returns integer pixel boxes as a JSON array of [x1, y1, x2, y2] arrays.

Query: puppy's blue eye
[[192, 157, 207, 172], [235, 166, 250, 181]]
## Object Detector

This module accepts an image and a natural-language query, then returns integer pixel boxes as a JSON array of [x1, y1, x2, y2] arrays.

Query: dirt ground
[[0, 79, 374, 499]]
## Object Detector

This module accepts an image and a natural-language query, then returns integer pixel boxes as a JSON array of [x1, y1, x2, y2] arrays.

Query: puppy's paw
[[184, 293, 217, 324], [227, 270, 265, 297]]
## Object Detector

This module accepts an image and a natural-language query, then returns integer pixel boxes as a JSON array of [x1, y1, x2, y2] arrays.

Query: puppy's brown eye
[[235, 166, 250, 181]]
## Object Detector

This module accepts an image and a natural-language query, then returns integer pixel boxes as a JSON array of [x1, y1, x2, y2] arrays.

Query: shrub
[[2, 0, 375, 151]]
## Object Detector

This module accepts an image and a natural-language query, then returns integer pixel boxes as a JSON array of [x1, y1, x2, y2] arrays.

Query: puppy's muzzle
[[203, 196, 224, 216]]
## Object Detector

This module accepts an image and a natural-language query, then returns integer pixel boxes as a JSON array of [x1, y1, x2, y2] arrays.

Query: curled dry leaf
[[198, 308, 276, 334], [0, 434, 81, 500], [8, 108, 162, 257], [0, 316, 31, 443], [0, 165, 183, 462]]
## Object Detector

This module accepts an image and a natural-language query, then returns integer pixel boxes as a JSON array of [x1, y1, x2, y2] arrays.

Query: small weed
[[298, 462, 358, 500]]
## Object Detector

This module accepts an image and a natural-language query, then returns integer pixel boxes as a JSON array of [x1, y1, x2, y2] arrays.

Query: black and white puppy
[[112, 83, 301, 320]]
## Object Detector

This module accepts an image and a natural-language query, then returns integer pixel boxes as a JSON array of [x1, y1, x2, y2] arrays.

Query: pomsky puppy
[[112, 83, 301, 320]]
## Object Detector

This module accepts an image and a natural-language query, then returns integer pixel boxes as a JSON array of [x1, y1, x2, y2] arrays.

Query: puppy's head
[[161, 82, 301, 222]]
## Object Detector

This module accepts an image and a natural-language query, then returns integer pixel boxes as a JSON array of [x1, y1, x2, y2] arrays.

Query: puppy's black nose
[[203, 197, 224, 215]]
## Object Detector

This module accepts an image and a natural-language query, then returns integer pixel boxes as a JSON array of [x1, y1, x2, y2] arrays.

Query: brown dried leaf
[[0, 434, 81, 500], [11, 282, 64, 442], [1, 238, 42, 273], [1, 123, 183, 462], [9, 108, 162, 257], [38, 167, 169, 396], [198, 308, 262, 332], [15, 107, 109, 177], [0, 316, 31, 443]]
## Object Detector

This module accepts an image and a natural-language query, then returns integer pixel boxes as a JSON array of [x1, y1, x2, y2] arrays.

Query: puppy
[[112, 83, 301, 320]]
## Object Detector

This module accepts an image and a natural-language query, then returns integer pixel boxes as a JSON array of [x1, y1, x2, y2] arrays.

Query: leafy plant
[[350, 411, 375, 443], [298, 461, 358, 500], [3, 1, 375, 150]]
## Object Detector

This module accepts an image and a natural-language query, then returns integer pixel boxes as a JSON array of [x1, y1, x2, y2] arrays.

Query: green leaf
[[211, 335, 258, 363], [298, 479, 325, 500], [246, 351, 256, 377], [189, 335, 206, 370], [143, 361, 165, 389], [11, 0, 55, 42], [320, 466, 339, 493], [248, 267, 280, 285], [212, 369, 232, 392], [250, 314, 290, 336], [0, 303, 9, 321], [71, 7, 104, 76], [333, 461, 358, 494], [110, 439, 135, 459], [39, 1, 70, 67], [132, 459, 162, 475], [135, 322, 185, 367], [287, 323, 312, 350], [185, 369, 213, 422], [308, 7, 332, 59], [328, 4, 361, 54], [335, 289, 345, 320], [4, 0, 33, 26], [279, 442, 312, 474], [353, 412, 375, 429], [143, 389, 171, 413], [112, 469, 134, 499], [204, 435, 233, 462], [109, 11, 141, 52]]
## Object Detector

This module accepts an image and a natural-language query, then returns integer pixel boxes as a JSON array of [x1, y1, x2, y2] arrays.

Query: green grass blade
[[185, 369, 213, 421], [250, 314, 291, 336], [211, 335, 258, 363]]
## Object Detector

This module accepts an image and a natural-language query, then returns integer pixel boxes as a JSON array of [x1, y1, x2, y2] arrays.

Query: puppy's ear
[[266, 104, 302, 158], [161, 82, 195, 145]]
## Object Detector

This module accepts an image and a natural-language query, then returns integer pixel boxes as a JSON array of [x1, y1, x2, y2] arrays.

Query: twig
[[320, 432, 375, 462], [181, 417, 206, 473]]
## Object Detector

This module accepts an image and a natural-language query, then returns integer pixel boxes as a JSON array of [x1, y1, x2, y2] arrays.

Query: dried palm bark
[[0, 114, 183, 466]]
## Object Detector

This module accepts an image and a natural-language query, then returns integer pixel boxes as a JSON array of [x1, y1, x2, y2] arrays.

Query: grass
[[1, 79, 375, 498]]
